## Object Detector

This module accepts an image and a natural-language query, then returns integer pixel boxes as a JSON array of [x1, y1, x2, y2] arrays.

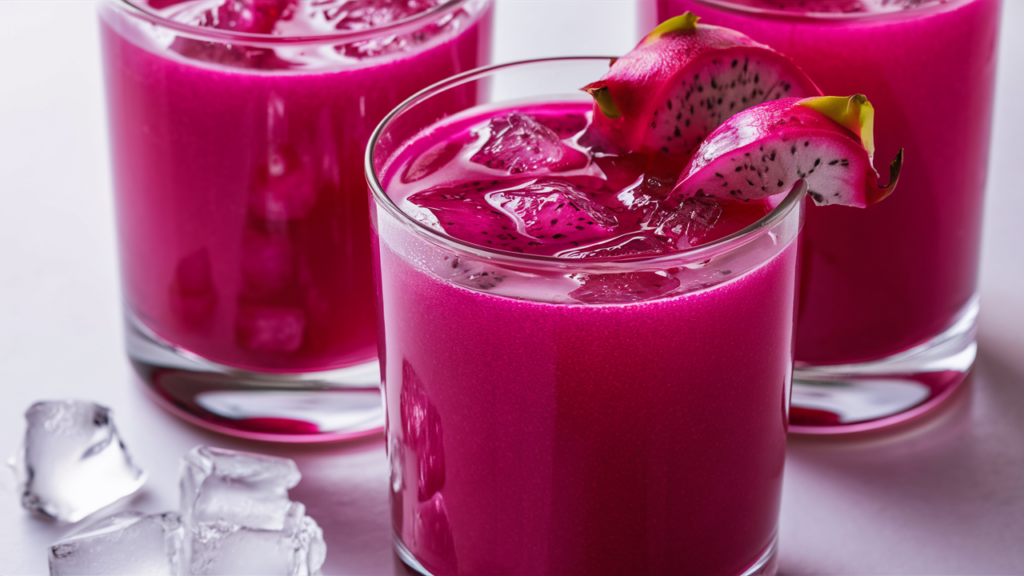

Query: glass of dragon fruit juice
[[655, 0, 1001, 432], [368, 57, 806, 576], [99, 0, 492, 442]]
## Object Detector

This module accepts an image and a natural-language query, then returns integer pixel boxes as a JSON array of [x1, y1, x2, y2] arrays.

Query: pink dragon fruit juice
[[655, 0, 1000, 365], [369, 59, 806, 575], [99, 0, 491, 376]]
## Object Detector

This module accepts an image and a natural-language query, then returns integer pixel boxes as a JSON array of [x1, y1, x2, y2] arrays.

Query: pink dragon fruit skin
[[581, 13, 820, 162], [672, 95, 903, 208]]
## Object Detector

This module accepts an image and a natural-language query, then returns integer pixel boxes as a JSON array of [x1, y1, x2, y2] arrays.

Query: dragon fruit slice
[[581, 13, 819, 162], [672, 95, 903, 207]]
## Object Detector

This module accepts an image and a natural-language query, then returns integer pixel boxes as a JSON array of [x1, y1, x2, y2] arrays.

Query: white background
[[1, 1, 1023, 574]]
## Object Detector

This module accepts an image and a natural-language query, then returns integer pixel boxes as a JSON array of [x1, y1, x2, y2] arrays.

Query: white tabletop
[[1, 1, 1022, 574]]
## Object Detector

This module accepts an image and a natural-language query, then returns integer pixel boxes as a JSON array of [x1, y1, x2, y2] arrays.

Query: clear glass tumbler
[[99, 0, 493, 441], [368, 58, 805, 576], [654, 0, 1002, 433]]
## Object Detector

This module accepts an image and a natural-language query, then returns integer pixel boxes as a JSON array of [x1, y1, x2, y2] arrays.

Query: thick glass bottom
[[393, 532, 778, 576], [125, 310, 384, 442], [790, 296, 977, 434]]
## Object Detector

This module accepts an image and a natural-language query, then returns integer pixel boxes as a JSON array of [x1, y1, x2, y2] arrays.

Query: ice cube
[[9, 401, 146, 523], [188, 502, 326, 576], [648, 195, 724, 247], [235, 306, 306, 353], [180, 446, 300, 531], [318, 0, 443, 31], [329, 0, 461, 60], [491, 179, 619, 234], [241, 229, 295, 297], [162, 0, 290, 34], [49, 511, 183, 576], [180, 447, 325, 575], [557, 233, 664, 259], [471, 113, 585, 174], [169, 249, 218, 329], [248, 144, 318, 222], [569, 271, 682, 304]]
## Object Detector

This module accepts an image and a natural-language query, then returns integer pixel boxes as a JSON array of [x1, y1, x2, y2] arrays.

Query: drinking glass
[[655, 0, 1001, 433], [99, 0, 493, 441], [368, 57, 805, 576]]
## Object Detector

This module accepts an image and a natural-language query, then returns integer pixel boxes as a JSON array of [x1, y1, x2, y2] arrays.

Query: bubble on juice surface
[[235, 306, 307, 353], [471, 112, 587, 175], [10, 401, 146, 523], [569, 271, 682, 304]]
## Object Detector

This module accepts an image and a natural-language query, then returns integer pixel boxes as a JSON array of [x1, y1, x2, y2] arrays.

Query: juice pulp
[[658, 0, 1001, 364], [100, 0, 491, 372], [374, 101, 800, 575]]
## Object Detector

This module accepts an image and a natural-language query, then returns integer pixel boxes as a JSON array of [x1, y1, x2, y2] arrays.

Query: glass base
[[125, 311, 384, 443], [790, 296, 977, 434], [393, 532, 777, 576]]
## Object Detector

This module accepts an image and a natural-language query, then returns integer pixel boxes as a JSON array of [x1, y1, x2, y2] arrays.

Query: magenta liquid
[[657, 0, 1000, 364], [100, 0, 491, 372], [373, 100, 800, 575]]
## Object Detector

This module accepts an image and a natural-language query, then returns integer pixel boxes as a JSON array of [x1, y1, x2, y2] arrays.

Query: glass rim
[[110, 0, 480, 45], [365, 56, 808, 272], [685, 0, 966, 22]]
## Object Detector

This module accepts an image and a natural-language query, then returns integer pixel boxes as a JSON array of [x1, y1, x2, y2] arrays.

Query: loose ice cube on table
[[180, 446, 326, 575], [188, 502, 326, 576], [181, 446, 300, 530], [49, 511, 183, 576], [9, 400, 145, 522]]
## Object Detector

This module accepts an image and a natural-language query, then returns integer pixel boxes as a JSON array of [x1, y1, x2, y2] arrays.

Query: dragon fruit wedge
[[581, 12, 819, 162], [671, 95, 903, 207]]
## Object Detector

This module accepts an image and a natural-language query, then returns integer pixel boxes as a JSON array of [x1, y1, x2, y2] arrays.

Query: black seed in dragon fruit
[[672, 95, 903, 207], [581, 12, 820, 164]]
